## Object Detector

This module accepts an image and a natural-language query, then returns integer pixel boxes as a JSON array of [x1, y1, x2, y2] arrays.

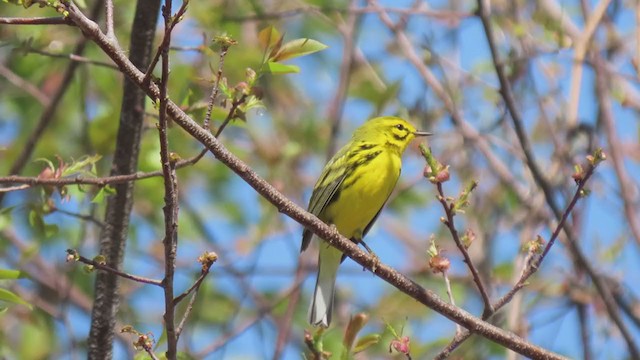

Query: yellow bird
[[301, 116, 431, 327]]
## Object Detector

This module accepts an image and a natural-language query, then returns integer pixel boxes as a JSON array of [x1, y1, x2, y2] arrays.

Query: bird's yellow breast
[[324, 151, 401, 240]]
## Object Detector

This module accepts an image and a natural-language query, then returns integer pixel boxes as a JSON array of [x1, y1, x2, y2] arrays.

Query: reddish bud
[[429, 255, 451, 274], [435, 167, 450, 183], [423, 165, 433, 177], [198, 251, 218, 270], [462, 229, 476, 249], [526, 235, 546, 254], [38, 166, 55, 180], [235, 81, 251, 95], [389, 336, 411, 355]]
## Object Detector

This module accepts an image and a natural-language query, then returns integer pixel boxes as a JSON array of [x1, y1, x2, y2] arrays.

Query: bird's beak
[[413, 130, 433, 137]]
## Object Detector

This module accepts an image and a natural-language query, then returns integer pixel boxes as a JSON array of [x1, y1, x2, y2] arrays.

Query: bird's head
[[354, 116, 432, 152]]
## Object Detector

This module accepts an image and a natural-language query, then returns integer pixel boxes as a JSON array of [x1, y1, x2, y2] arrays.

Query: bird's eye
[[395, 124, 404, 131]]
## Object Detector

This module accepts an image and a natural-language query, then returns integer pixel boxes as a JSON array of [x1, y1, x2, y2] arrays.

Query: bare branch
[[0, 16, 73, 25], [66, 249, 163, 287], [566, 0, 612, 126], [434, 157, 606, 358], [56, 4, 571, 357], [0, 63, 51, 105], [203, 37, 230, 131], [435, 182, 493, 316], [156, 0, 183, 357]]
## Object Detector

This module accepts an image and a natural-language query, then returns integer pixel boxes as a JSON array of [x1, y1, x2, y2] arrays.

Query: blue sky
[[3, 0, 640, 359]]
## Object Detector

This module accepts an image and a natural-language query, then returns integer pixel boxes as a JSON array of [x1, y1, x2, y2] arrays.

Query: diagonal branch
[[57, 4, 569, 357], [436, 182, 493, 316], [476, 2, 640, 358], [434, 158, 601, 359]]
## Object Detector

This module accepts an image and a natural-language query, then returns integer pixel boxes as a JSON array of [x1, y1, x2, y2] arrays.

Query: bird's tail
[[308, 244, 342, 327]]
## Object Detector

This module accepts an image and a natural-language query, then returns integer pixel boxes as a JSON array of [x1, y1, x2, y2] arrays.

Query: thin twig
[[476, 0, 559, 222], [442, 271, 461, 336], [0, 63, 51, 105], [594, 57, 640, 246], [66, 249, 163, 286], [0, 17, 73, 25], [143, 348, 160, 360], [0, 184, 30, 193], [475, 2, 640, 357], [157, 0, 181, 358], [434, 161, 600, 359], [0, 150, 208, 189], [214, 94, 247, 137], [203, 42, 229, 130], [141, 1, 189, 86], [24, 47, 120, 70], [58, 5, 569, 357], [196, 278, 306, 357], [566, 0, 612, 126], [175, 254, 216, 338], [53, 207, 106, 228], [173, 261, 213, 306], [436, 183, 493, 316], [369, 0, 542, 225]]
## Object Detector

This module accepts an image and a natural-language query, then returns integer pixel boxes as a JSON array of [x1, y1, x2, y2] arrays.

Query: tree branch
[[86, 0, 161, 357], [57, 4, 569, 357], [66, 249, 163, 286]]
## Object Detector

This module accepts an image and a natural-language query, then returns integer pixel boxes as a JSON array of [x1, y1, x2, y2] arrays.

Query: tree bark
[[87, 1, 161, 358]]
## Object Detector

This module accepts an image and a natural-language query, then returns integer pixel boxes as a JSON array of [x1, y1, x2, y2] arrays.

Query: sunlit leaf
[[272, 38, 328, 61], [353, 334, 381, 353], [62, 154, 103, 177], [258, 25, 282, 50], [0, 269, 25, 280], [91, 185, 116, 204], [0, 288, 32, 309], [265, 61, 299, 74]]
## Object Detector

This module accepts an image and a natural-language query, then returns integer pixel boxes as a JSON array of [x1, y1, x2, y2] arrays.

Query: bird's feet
[[359, 239, 380, 273]]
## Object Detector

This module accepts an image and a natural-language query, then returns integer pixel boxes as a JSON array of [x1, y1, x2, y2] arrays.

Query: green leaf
[[62, 154, 102, 177], [91, 185, 116, 204], [272, 38, 328, 61], [258, 26, 282, 50], [0, 288, 32, 309], [0, 269, 25, 280], [242, 95, 264, 113], [265, 62, 300, 74], [353, 334, 381, 353]]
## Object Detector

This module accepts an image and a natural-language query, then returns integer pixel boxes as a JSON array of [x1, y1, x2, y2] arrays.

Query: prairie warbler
[[301, 116, 431, 327]]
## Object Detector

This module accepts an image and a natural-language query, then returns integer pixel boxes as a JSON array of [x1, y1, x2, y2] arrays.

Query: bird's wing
[[301, 148, 350, 252]]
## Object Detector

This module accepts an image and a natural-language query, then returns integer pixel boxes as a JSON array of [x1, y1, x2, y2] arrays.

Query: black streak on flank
[[359, 150, 382, 166], [359, 143, 376, 150], [340, 150, 382, 191]]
